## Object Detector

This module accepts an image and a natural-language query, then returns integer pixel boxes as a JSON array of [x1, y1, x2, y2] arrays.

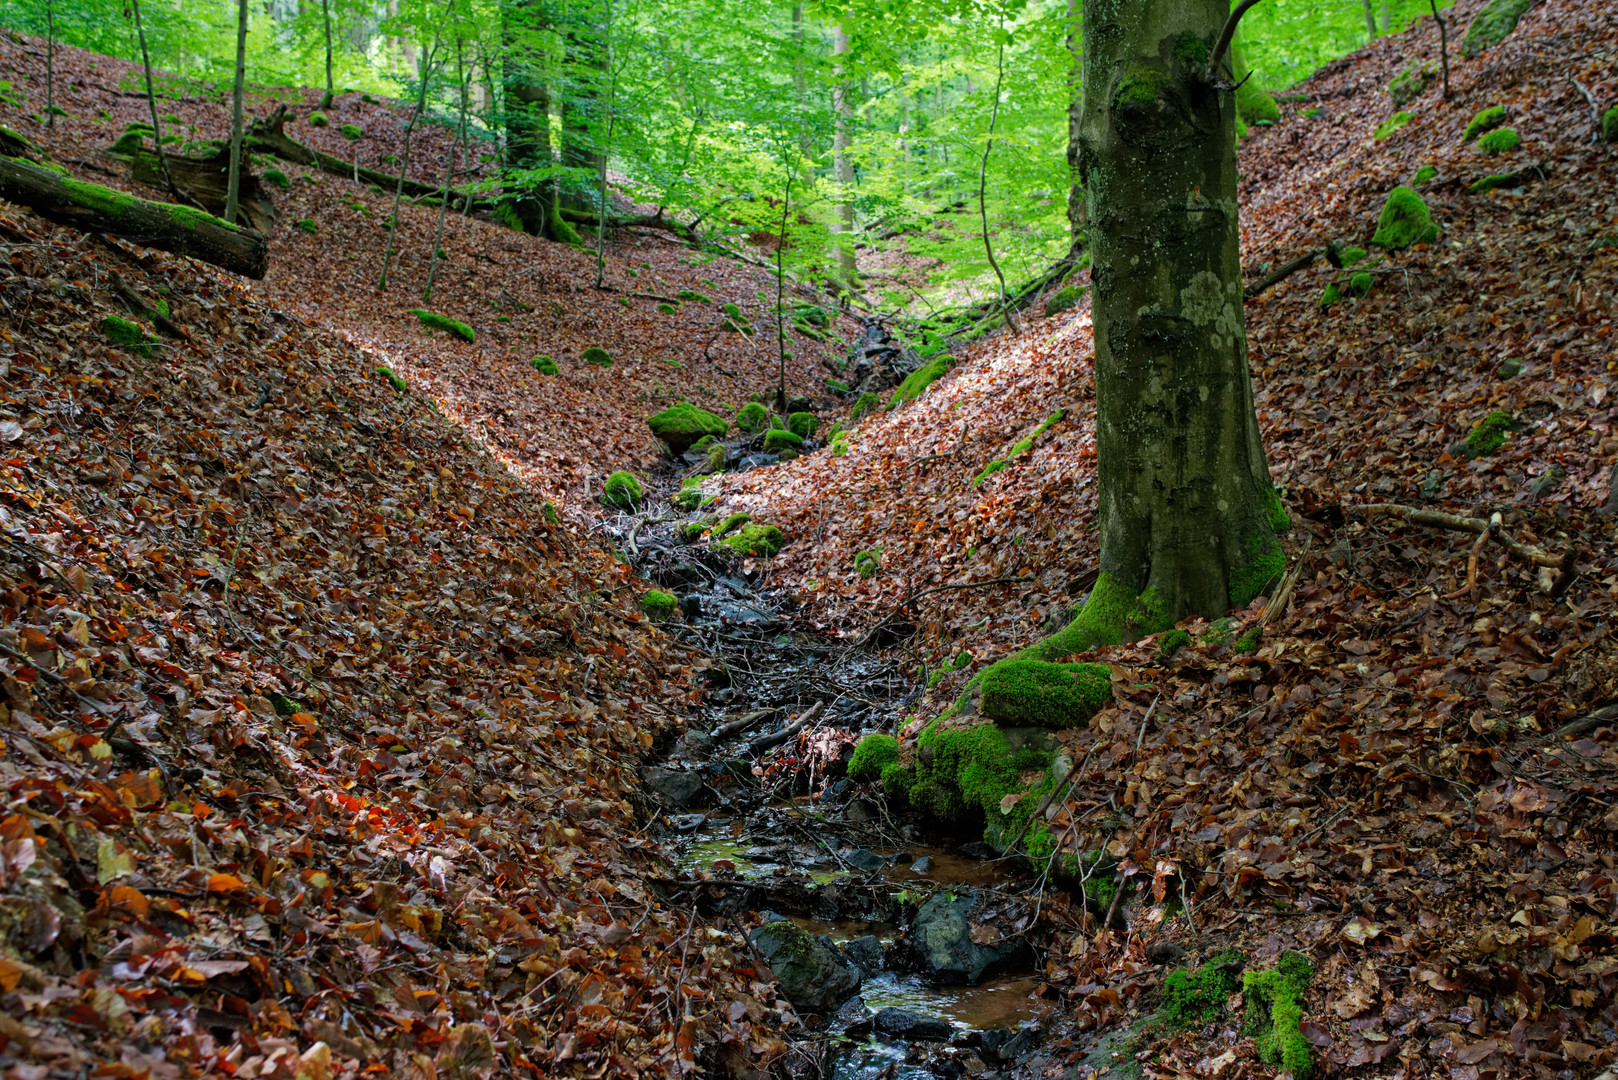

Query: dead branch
[[744, 700, 824, 756], [1244, 249, 1318, 299], [1210, 0, 1265, 73], [1344, 503, 1568, 572], [1568, 78, 1601, 143]]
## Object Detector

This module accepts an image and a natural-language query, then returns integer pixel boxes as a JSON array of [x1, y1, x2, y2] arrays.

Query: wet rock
[[670, 813, 707, 832], [735, 453, 779, 471], [981, 1024, 1042, 1065], [873, 1007, 953, 1041], [679, 594, 703, 618], [642, 767, 709, 808], [843, 935, 885, 978], [672, 729, 715, 759], [957, 842, 996, 860], [909, 856, 934, 874], [845, 798, 879, 824], [709, 601, 782, 630], [909, 889, 1032, 985], [749, 919, 861, 1012], [834, 995, 873, 1028], [844, 849, 886, 872]]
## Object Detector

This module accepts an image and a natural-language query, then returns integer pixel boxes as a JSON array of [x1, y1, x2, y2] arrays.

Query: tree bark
[[318, 0, 335, 109], [501, 0, 563, 238], [1068, 0, 1283, 640], [1064, 0, 1084, 258], [1362, 0, 1378, 39], [831, 24, 857, 282], [560, 4, 608, 214], [0, 156, 268, 278], [225, 0, 249, 226]]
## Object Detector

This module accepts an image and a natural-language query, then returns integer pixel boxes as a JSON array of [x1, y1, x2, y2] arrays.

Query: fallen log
[[0, 156, 268, 279], [112, 141, 277, 233], [246, 105, 473, 206], [1244, 248, 1319, 299], [560, 207, 697, 242]]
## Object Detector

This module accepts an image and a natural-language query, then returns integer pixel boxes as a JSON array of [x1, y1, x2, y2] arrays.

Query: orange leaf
[[208, 873, 248, 896]]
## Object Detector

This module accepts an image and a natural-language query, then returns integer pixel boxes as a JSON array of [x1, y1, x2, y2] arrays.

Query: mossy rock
[[888, 354, 953, 409], [410, 309, 474, 342], [1466, 409, 1515, 456], [102, 315, 156, 358], [1463, 105, 1507, 143], [657, 302, 677, 315], [1340, 246, 1368, 267], [339, 123, 363, 140], [1477, 127, 1520, 155], [582, 346, 612, 367], [854, 548, 880, 579], [1413, 164, 1437, 185], [1369, 186, 1439, 250], [910, 721, 1061, 855], [978, 660, 1112, 729], [1044, 285, 1083, 317], [675, 288, 711, 304], [714, 512, 751, 537], [531, 354, 558, 375], [309, 111, 329, 127], [763, 429, 803, 453], [850, 391, 881, 422], [293, 217, 317, 234], [1347, 272, 1373, 298], [1387, 63, 1435, 108], [648, 402, 728, 454], [671, 477, 708, 512], [1373, 111, 1413, 141], [714, 523, 785, 559], [735, 401, 769, 433], [109, 130, 145, 155], [1460, 0, 1533, 58], [848, 734, 899, 781], [1319, 283, 1342, 310], [786, 411, 817, 439], [602, 470, 643, 510], [1468, 172, 1520, 194], [263, 168, 290, 189], [641, 589, 677, 621], [1158, 628, 1191, 659]]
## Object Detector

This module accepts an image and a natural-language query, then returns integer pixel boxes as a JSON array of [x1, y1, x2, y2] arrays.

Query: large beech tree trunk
[[1066, 0, 1283, 640], [0, 157, 268, 278], [501, 0, 564, 238], [831, 24, 857, 282]]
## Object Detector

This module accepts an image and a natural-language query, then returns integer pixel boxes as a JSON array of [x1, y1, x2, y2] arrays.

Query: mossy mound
[[1234, 625, 1263, 653], [410, 310, 474, 342], [1373, 111, 1413, 141], [1369, 186, 1439, 250], [978, 660, 1111, 729], [1340, 246, 1368, 266], [374, 366, 407, 392], [530, 354, 558, 375], [641, 589, 677, 621], [888, 354, 953, 409], [1348, 272, 1373, 298], [294, 217, 317, 234], [1477, 127, 1520, 155], [1387, 63, 1435, 108], [1244, 951, 1316, 1080], [102, 315, 156, 358], [735, 402, 769, 433], [909, 721, 1061, 855], [1460, 0, 1532, 58], [671, 478, 710, 512], [831, 436, 850, 458], [1466, 409, 1515, 456], [850, 391, 881, 422], [1043, 285, 1083, 317], [339, 123, 363, 140], [1235, 78, 1280, 127], [1463, 105, 1507, 142], [763, 429, 803, 453], [675, 288, 711, 304], [1605, 105, 1618, 144], [263, 168, 290, 189], [854, 548, 880, 579], [1413, 164, 1437, 184], [714, 512, 750, 537], [1158, 629, 1191, 659], [602, 470, 644, 510], [714, 523, 785, 559], [657, 302, 677, 315], [786, 411, 817, 439], [582, 346, 612, 367], [848, 734, 899, 782], [109, 130, 145, 154], [1319, 284, 1341, 310], [308, 111, 328, 127], [1230, 535, 1284, 608], [1162, 948, 1245, 1029], [647, 402, 728, 454]]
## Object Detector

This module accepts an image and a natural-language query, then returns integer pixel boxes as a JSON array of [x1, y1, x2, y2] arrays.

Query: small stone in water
[[910, 856, 934, 874], [844, 849, 886, 872]]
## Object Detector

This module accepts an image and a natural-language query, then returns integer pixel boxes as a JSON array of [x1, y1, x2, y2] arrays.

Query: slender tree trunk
[[831, 24, 856, 282], [791, 3, 810, 162], [592, 0, 615, 290], [319, 0, 335, 108], [1380, 1, 1392, 33], [1064, 0, 1083, 257], [129, 0, 176, 198], [225, 0, 248, 226], [380, 36, 438, 290], [1429, 0, 1451, 100], [560, 4, 608, 214], [776, 170, 792, 411], [425, 39, 462, 302], [1064, 0, 1283, 641], [978, 27, 1017, 336], [1362, 0, 1378, 39], [44, 2, 53, 129]]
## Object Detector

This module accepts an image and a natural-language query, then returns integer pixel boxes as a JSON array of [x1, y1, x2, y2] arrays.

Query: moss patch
[[1466, 409, 1514, 456], [1244, 951, 1316, 1080], [1158, 629, 1191, 659], [102, 315, 156, 357], [735, 402, 769, 433], [1348, 271, 1373, 298], [1463, 105, 1507, 143], [374, 366, 407, 392], [309, 111, 328, 127], [294, 217, 317, 234], [786, 411, 817, 439], [850, 391, 881, 422], [714, 523, 785, 559], [911, 721, 1059, 853], [887, 354, 953, 409], [648, 402, 728, 454], [1477, 127, 1520, 155], [582, 346, 612, 367], [1460, 0, 1532, 58], [854, 548, 880, 579], [1373, 111, 1413, 140], [1162, 948, 1245, 1029], [641, 589, 677, 621], [1369, 185, 1439, 249], [530, 354, 558, 375], [1387, 63, 1435, 108], [1413, 164, 1437, 184], [848, 734, 899, 782], [410, 310, 474, 342], [262, 167, 289, 189], [339, 123, 363, 140], [1230, 535, 1284, 608], [602, 471, 643, 510], [1044, 285, 1083, 317], [1115, 64, 1169, 110], [763, 429, 803, 453], [1234, 625, 1263, 653], [676, 288, 711, 304], [1604, 105, 1618, 144], [1468, 172, 1520, 194], [979, 660, 1111, 729], [1319, 283, 1341, 310]]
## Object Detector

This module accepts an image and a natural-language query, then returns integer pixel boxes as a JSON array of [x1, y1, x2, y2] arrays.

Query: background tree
[[223, 0, 247, 226]]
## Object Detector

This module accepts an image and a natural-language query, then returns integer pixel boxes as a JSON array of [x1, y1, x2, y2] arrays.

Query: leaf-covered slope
[[0, 206, 783, 1076]]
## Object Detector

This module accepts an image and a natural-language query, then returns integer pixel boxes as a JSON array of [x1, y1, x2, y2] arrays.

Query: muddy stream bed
[[602, 457, 1069, 1079]]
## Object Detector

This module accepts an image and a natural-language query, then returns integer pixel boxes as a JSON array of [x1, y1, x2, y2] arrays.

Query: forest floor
[[0, 0, 1614, 1076]]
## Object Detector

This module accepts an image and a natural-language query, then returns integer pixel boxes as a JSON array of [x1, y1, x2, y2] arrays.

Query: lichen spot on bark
[[1180, 270, 1241, 341]]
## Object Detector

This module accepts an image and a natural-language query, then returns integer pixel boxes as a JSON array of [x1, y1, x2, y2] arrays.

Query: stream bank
[[603, 450, 1077, 1080]]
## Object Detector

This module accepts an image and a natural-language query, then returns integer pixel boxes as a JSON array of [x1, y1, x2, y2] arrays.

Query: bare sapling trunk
[[129, 0, 177, 198], [225, 0, 248, 226], [1064, 0, 1084, 257], [319, 0, 335, 108], [978, 25, 1018, 336], [44, 2, 54, 129], [1362, 0, 1378, 39], [831, 24, 856, 284], [425, 39, 463, 302], [776, 171, 792, 410], [379, 36, 440, 290], [592, 0, 615, 290], [1429, 0, 1451, 101], [1013, 0, 1286, 656]]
